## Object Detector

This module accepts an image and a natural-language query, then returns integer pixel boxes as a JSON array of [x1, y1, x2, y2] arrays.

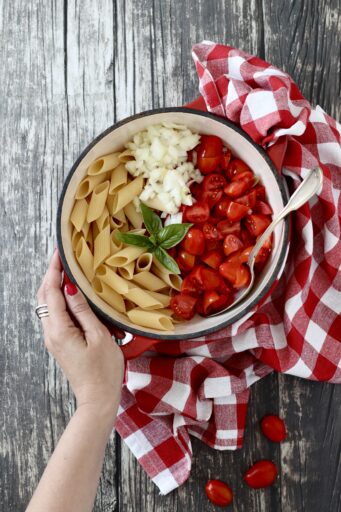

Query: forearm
[[26, 403, 118, 512]]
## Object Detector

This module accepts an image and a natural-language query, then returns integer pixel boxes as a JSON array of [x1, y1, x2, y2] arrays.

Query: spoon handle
[[248, 167, 323, 266]]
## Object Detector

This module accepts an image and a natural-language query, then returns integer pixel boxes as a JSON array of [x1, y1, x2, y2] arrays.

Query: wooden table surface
[[1, 1, 340, 511]]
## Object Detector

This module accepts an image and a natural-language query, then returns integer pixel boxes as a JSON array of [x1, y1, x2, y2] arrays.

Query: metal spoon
[[209, 167, 324, 316]]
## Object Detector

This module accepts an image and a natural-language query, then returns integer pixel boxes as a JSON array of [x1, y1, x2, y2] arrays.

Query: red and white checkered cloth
[[115, 42, 341, 495]]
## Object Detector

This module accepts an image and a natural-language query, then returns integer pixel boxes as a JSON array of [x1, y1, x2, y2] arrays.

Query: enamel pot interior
[[57, 108, 289, 340]]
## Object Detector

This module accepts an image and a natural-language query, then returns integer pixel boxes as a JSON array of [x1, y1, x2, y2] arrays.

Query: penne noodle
[[117, 261, 135, 280], [124, 299, 136, 312], [127, 308, 174, 331], [87, 181, 110, 223], [93, 224, 111, 270], [118, 149, 135, 162], [151, 261, 182, 291], [110, 216, 124, 230], [123, 286, 164, 310], [75, 172, 109, 199], [132, 271, 168, 292], [96, 264, 130, 294], [148, 290, 171, 308], [136, 253, 153, 273], [85, 226, 94, 252], [92, 222, 100, 241], [70, 199, 88, 232], [88, 152, 121, 176], [109, 163, 128, 194], [113, 208, 126, 223], [110, 230, 123, 254], [123, 202, 143, 229], [95, 206, 109, 231], [81, 220, 90, 239], [76, 237, 95, 282], [71, 229, 82, 251], [92, 277, 126, 313], [106, 246, 146, 267], [112, 176, 144, 214]]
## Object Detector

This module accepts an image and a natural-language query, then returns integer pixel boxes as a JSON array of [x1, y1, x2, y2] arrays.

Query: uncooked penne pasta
[[76, 237, 95, 282], [118, 149, 134, 162], [127, 308, 174, 331], [113, 208, 126, 223], [124, 286, 164, 310], [93, 224, 110, 270], [92, 222, 100, 241], [117, 261, 135, 280], [106, 246, 146, 267], [110, 230, 123, 255], [70, 199, 88, 232], [132, 271, 168, 292], [109, 217, 124, 230], [151, 261, 182, 291], [88, 152, 120, 176], [136, 253, 153, 272], [148, 290, 171, 308], [72, 229, 82, 251], [109, 163, 128, 194], [112, 176, 144, 214], [81, 220, 90, 239], [95, 206, 109, 231], [87, 181, 110, 223], [92, 277, 126, 313], [85, 227, 93, 252], [96, 264, 129, 294], [124, 202, 143, 229], [75, 172, 109, 199]]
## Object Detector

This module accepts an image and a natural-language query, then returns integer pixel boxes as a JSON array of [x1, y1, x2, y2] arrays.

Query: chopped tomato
[[224, 180, 251, 198], [254, 200, 273, 215], [196, 135, 223, 174], [245, 214, 271, 237], [223, 234, 244, 256], [205, 239, 222, 251], [181, 275, 199, 296], [170, 294, 197, 320], [235, 189, 257, 208], [184, 201, 210, 223], [219, 261, 250, 289], [188, 265, 204, 290], [202, 189, 223, 207], [240, 228, 255, 246], [254, 184, 266, 200], [201, 268, 222, 290], [203, 173, 226, 192], [220, 150, 232, 171], [225, 158, 252, 180], [226, 201, 249, 221], [177, 250, 196, 272], [201, 249, 224, 269], [202, 290, 231, 316], [203, 222, 222, 240], [217, 220, 241, 237], [214, 196, 231, 217], [183, 227, 205, 255], [234, 264, 251, 288], [232, 170, 254, 183]]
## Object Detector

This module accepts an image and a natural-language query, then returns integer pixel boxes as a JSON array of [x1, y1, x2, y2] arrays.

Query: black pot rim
[[56, 107, 289, 341]]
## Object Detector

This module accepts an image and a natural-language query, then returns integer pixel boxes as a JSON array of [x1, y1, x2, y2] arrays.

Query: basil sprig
[[115, 203, 192, 274]]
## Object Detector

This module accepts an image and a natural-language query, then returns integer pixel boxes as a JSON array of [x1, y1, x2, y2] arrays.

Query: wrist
[[76, 401, 118, 429]]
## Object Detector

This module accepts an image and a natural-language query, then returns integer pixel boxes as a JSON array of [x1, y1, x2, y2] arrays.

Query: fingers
[[64, 283, 107, 338]]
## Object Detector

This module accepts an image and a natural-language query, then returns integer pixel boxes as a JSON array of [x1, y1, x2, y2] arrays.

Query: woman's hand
[[36, 249, 124, 416]]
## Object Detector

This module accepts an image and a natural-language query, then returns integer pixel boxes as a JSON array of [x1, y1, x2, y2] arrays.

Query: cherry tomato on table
[[205, 479, 233, 507], [260, 415, 286, 442], [183, 227, 205, 255], [244, 460, 278, 489]]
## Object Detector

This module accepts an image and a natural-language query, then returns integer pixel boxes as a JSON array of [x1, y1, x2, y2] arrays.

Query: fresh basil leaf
[[157, 223, 193, 249], [115, 232, 154, 249], [140, 202, 162, 235], [154, 246, 180, 274]]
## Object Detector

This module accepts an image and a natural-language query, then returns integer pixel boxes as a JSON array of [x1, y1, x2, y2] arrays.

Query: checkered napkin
[[115, 42, 341, 495]]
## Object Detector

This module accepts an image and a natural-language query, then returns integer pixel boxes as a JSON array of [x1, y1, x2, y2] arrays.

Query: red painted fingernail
[[65, 283, 78, 296]]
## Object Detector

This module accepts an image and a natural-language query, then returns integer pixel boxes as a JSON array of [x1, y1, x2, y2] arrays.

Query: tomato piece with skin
[[240, 228, 255, 247], [226, 201, 250, 222], [214, 196, 231, 218], [254, 200, 273, 215], [202, 290, 232, 316], [203, 222, 222, 241], [217, 220, 241, 237], [201, 249, 224, 269], [197, 135, 223, 175], [170, 294, 197, 320], [225, 158, 252, 180], [205, 239, 222, 251], [201, 267, 222, 290], [219, 261, 250, 289], [254, 184, 266, 200], [184, 201, 210, 223], [202, 174, 226, 206], [220, 150, 232, 171], [197, 155, 221, 174], [205, 479, 233, 507], [224, 179, 251, 198], [245, 214, 272, 237], [260, 415, 286, 442], [188, 265, 204, 290], [183, 227, 205, 255], [177, 250, 196, 272], [181, 275, 199, 296], [244, 460, 278, 489], [235, 189, 257, 208], [231, 170, 254, 183], [223, 234, 244, 257], [201, 189, 223, 207]]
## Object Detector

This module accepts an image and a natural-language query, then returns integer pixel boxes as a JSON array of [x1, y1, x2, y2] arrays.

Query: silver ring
[[35, 304, 49, 319]]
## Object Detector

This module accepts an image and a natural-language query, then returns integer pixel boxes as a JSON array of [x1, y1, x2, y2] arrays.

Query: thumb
[[64, 283, 103, 334]]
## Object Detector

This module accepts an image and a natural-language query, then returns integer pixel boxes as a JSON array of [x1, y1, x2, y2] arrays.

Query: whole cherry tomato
[[243, 460, 278, 489], [205, 479, 233, 507], [184, 201, 210, 223], [223, 234, 244, 257], [245, 214, 272, 237], [260, 415, 286, 442], [177, 250, 196, 272], [201, 249, 224, 269], [183, 227, 205, 255], [170, 294, 197, 320]]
